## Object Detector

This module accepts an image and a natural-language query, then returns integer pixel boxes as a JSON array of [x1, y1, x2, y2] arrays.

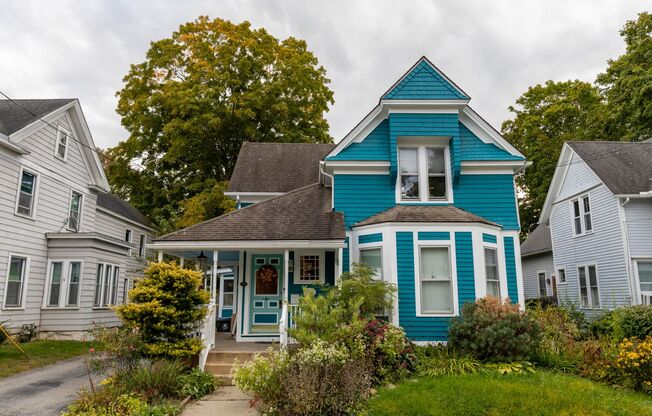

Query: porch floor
[[213, 332, 279, 353]]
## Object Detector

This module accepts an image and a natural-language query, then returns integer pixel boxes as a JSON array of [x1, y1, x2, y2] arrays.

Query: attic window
[[398, 142, 451, 202], [55, 126, 70, 160]]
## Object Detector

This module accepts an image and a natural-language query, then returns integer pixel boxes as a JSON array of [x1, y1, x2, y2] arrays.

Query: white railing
[[279, 302, 300, 349], [197, 302, 216, 370], [642, 294, 651, 306]]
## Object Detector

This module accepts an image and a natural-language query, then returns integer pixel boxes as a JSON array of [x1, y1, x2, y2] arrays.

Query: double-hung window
[[578, 265, 600, 308], [538, 272, 547, 297], [399, 148, 419, 199], [572, 195, 592, 235], [398, 144, 450, 202], [360, 248, 383, 280], [637, 261, 652, 305], [16, 169, 37, 217], [55, 127, 70, 160], [4, 255, 27, 308], [418, 246, 454, 315], [68, 191, 82, 231], [484, 247, 500, 298], [557, 268, 566, 284], [94, 262, 120, 307], [138, 235, 146, 257], [222, 279, 234, 308], [46, 260, 82, 307]]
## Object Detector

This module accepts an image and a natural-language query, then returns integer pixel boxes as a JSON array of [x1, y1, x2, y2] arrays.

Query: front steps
[[205, 351, 265, 386]]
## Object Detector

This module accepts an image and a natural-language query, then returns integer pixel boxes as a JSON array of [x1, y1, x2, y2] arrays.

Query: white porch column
[[336, 247, 343, 282], [179, 257, 185, 268], [212, 250, 218, 303], [283, 249, 290, 304], [157, 250, 163, 262]]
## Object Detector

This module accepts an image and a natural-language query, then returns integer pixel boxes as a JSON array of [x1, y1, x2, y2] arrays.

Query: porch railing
[[197, 301, 216, 370], [642, 294, 651, 306], [279, 301, 300, 348]]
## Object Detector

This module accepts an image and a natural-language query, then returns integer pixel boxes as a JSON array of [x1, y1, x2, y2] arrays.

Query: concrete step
[[206, 351, 257, 364], [215, 375, 234, 386], [205, 363, 233, 376]]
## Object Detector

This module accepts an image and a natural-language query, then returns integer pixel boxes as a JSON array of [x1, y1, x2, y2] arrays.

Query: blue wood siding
[[333, 174, 395, 229], [482, 233, 497, 244], [383, 60, 468, 100], [458, 123, 523, 161], [359, 233, 383, 244], [327, 120, 390, 161], [418, 232, 450, 241], [343, 237, 349, 273], [503, 236, 519, 303], [454, 174, 520, 230], [288, 250, 335, 297], [455, 232, 476, 306]]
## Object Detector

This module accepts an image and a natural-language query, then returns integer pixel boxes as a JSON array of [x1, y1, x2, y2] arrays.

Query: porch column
[[283, 249, 290, 304], [179, 256, 185, 268], [212, 250, 218, 303], [157, 250, 163, 262], [336, 247, 343, 282]]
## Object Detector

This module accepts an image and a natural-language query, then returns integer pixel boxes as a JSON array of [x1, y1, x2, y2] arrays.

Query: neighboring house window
[[125, 229, 132, 243], [296, 253, 323, 283], [572, 195, 592, 236], [67, 262, 81, 306], [398, 145, 450, 202], [5, 256, 27, 307], [16, 169, 37, 217], [637, 261, 652, 304], [55, 127, 70, 160], [94, 263, 120, 307], [557, 268, 566, 284], [578, 265, 600, 308], [538, 272, 547, 297], [360, 248, 382, 280], [484, 247, 500, 298], [68, 191, 83, 231], [138, 234, 146, 257], [222, 279, 234, 308], [47, 262, 63, 307], [418, 246, 453, 314]]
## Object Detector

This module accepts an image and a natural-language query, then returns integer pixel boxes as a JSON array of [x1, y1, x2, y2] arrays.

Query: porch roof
[[155, 183, 345, 243], [353, 205, 499, 227]]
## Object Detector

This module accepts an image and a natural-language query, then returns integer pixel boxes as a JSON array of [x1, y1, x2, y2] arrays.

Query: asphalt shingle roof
[[568, 141, 652, 195], [353, 205, 498, 227], [0, 99, 75, 135], [520, 224, 552, 257], [96, 192, 153, 228], [157, 183, 344, 241], [227, 142, 336, 193]]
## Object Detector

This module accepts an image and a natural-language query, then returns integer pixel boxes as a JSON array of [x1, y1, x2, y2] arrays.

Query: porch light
[[196, 250, 208, 272]]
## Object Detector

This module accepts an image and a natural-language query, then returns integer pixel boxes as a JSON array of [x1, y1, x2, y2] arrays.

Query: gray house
[[521, 224, 555, 300], [0, 99, 154, 339], [523, 141, 652, 315]]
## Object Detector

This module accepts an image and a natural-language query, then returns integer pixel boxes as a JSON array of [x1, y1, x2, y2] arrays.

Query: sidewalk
[[182, 386, 258, 415]]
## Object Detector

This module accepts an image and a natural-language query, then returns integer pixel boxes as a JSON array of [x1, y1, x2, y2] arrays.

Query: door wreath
[[255, 264, 278, 295]]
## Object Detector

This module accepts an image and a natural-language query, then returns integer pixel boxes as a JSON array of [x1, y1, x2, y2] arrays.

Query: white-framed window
[[138, 234, 146, 257], [578, 264, 600, 308], [571, 195, 592, 236], [67, 190, 83, 231], [55, 126, 71, 160], [398, 142, 451, 202], [15, 167, 38, 218], [46, 260, 83, 308], [484, 247, 500, 298], [294, 252, 325, 284], [222, 278, 234, 308], [360, 247, 383, 280], [636, 261, 652, 304], [4, 255, 28, 308], [538, 271, 547, 297], [557, 268, 566, 284], [417, 245, 455, 315], [93, 262, 120, 308], [125, 229, 132, 243]]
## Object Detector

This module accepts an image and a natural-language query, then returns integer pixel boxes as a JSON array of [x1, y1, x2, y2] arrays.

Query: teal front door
[[249, 254, 283, 333]]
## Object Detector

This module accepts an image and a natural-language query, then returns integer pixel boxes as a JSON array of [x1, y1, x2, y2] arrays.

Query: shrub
[[448, 297, 541, 361], [110, 360, 186, 402], [615, 336, 652, 393], [529, 306, 582, 371], [362, 320, 417, 383], [613, 305, 652, 340], [416, 346, 482, 377], [116, 262, 210, 358], [577, 338, 619, 384], [590, 310, 616, 338], [62, 392, 179, 416], [337, 263, 397, 320], [17, 324, 38, 343], [178, 368, 216, 399], [89, 325, 145, 374]]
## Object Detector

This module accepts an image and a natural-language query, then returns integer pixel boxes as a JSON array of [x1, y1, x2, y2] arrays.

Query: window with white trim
[[398, 145, 450, 202], [138, 234, 146, 257], [572, 195, 592, 236], [538, 272, 547, 297], [5, 256, 27, 307], [55, 127, 70, 160], [295, 252, 324, 284], [578, 265, 599, 308], [125, 229, 132, 243], [637, 261, 652, 304], [94, 263, 120, 307], [222, 279, 234, 308], [557, 268, 566, 284], [484, 247, 500, 298], [16, 169, 37, 217], [360, 248, 382, 280], [418, 246, 453, 314], [46, 260, 82, 307], [68, 191, 82, 231]]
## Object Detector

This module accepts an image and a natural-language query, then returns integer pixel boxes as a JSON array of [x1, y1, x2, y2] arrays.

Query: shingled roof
[[97, 192, 153, 228], [0, 99, 75, 136], [157, 183, 344, 241], [353, 205, 498, 227], [568, 141, 652, 195], [227, 142, 336, 193], [520, 224, 552, 257]]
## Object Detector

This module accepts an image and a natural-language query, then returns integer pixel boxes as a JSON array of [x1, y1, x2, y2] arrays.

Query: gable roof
[[382, 57, 469, 100], [157, 183, 344, 241], [520, 224, 552, 257], [96, 192, 153, 228], [227, 142, 335, 194], [568, 141, 652, 195], [0, 99, 76, 136], [353, 205, 498, 228]]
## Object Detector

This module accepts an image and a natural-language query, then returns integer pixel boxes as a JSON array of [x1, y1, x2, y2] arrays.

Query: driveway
[[0, 356, 103, 416]]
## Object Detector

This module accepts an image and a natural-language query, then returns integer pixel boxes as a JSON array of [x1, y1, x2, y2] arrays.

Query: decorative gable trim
[[459, 107, 524, 158]]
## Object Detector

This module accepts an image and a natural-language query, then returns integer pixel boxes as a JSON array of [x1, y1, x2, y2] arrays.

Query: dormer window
[[55, 126, 70, 160], [398, 139, 451, 202]]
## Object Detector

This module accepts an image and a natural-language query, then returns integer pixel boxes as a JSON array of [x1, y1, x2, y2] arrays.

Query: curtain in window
[[420, 247, 452, 313]]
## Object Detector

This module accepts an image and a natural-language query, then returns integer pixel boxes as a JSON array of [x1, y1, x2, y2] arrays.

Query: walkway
[[182, 386, 258, 415], [0, 356, 102, 416]]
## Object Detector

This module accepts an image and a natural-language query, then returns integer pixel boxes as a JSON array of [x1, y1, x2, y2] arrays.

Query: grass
[[366, 371, 652, 416], [0, 340, 95, 378]]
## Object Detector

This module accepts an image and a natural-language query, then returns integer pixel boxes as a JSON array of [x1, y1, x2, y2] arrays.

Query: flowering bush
[[615, 336, 652, 393], [529, 306, 583, 371], [362, 320, 417, 383]]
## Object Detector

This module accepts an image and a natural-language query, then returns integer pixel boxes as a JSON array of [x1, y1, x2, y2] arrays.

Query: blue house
[[150, 57, 527, 344]]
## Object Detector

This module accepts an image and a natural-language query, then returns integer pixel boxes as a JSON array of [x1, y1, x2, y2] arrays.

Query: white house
[[523, 141, 652, 316], [0, 99, 154, 339]]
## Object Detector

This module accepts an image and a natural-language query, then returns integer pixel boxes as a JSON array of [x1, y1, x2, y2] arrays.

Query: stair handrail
[[279, 300, 289, 348], [197, 301, 216, 370]]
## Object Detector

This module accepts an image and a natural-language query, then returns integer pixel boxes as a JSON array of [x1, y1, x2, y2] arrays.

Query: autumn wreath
[[256, 264, 278, 284]]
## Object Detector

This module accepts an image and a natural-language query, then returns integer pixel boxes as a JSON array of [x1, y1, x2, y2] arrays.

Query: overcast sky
[[1, 1, 648, 148]]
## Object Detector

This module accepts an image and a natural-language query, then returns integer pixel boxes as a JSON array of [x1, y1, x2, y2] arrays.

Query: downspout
[[619, 197, 635, 305], [320, 161, 335, 210]]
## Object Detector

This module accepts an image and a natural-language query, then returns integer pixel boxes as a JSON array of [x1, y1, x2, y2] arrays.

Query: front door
[[249, 254, 283, 334]]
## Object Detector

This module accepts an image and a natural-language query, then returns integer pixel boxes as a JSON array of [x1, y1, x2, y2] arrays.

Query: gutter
[[618, 197, 636, 305]]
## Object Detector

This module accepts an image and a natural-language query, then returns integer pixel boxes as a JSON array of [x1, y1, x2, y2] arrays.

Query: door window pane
[[5, 256, 26, 307], [419, 247, 452, 313], [67, 262, 81, 306], [484, 248, 500, 297], [223, 294, 234, 307], [17, 171, 36, 216], [48, 262, 63, 306], [360, 248, 382, 280]]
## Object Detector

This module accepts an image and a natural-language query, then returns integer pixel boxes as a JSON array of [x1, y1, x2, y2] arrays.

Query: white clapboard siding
[[522, 252, 555, 299]]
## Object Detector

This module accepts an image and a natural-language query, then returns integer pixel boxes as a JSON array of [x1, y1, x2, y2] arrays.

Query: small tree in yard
[[116, 262, 209, 358]]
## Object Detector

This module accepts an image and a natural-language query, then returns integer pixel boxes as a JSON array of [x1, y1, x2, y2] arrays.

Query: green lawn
[[0, 340, 95, 378], [366, 371, 652, 416]]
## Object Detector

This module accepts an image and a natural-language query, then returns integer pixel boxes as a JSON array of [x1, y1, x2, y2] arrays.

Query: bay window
[[94, 262, 120, 308], [46, 260, 82, 307], [398, 143, 450, 202], [360, 247, 383, 280], [418, 246, 454, 315]]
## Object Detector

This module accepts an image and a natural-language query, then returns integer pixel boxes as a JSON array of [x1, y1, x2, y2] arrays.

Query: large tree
[[106, 17, 334, 230]]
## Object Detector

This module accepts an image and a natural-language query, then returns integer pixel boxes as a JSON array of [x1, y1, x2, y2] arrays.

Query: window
[[637, 261, 652, 303], [418, 246, 453, 314], [398, 144, 450, 202], [68, 191, 82, 231], [578, 265, 600, 308], [67, 262, 81, 306], [55, 127, 69, 160], [360, 248, 383, 280], [427, 148, 446, 199], [557, 268, 566, 284], [296, 253, 322, 283], [5, 256, 27, 307], [45, 260, 82, 307], [222, 279, 234, 308], [16, 169, 37, 217], [138, 234, 146, 257], [125, 229, 132, 243], [399, 148, 419, 199], [94, 262, 120, 308], [484, 247, 500, 297], [47, 262, 63, 307], [572, 195, 592, 235], [538, 272, 547, 297]]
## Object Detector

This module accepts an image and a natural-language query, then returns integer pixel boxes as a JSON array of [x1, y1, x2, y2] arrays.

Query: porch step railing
[[643, 294, 651, 306], [279, 301, 300, 348], [197, 301, 216, 370]]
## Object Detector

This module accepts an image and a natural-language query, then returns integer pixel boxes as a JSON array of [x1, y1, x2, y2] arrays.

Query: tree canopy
[[106, 17, 334, 231]]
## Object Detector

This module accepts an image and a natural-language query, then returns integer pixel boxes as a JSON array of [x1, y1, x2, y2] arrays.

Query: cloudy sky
[[1, 1, 647, 148]]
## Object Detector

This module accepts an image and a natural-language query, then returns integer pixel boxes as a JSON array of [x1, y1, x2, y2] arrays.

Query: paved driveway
[[0, 357, 102, 416]]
